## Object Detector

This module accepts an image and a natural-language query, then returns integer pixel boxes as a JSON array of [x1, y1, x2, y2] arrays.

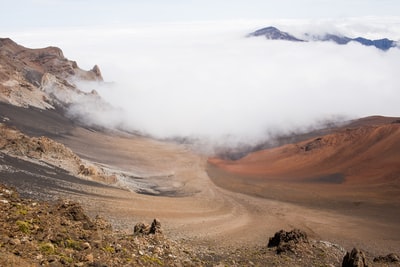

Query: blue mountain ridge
[[247, 26, 398, 51]]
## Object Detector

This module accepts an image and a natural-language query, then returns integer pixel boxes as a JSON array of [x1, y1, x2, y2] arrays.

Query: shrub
[[39, 243, 55, 255], [16, 220, 31, 234]]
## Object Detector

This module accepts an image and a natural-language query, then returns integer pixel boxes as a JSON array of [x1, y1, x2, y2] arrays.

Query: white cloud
[[5, 19, 400, 148]]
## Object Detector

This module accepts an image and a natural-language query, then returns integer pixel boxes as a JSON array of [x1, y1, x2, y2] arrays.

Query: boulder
[[91, 65, 102, 80], [133, 222, 150, 235], [268, 229, 308, 247], [57, 201, 91, 224], [134, 219, 162, 235], [149, 218, 162, 234], [373, 253, 399, 263], [342, 248, 368, 267], [268, 229, 308, 254]]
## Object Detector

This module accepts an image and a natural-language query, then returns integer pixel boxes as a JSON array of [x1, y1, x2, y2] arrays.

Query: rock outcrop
[[0, 123, 117, 184], [268, 229, 309, 254], [0, 186, 396, 267], [374, 253, 400, 263], [342, 248, 368, 267], [0, 37, 103, 109], [0, 184, 197, 266], [134, 219, 162, 235]]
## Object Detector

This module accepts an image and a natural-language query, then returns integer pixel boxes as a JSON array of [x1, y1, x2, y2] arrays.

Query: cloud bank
[[6, 18, 400, 148]]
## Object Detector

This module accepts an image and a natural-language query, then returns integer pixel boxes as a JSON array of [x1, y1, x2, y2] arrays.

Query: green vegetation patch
[[65, 238, 81, 250], [16, 220, 31, 234], [39, 242, 55, 255], [102, 245, 115, 254], [141, 254, 163, 265]]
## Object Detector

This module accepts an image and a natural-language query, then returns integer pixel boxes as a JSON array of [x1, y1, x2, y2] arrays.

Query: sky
[[1, 1, 400, 149], [1, 0, 400, 29]]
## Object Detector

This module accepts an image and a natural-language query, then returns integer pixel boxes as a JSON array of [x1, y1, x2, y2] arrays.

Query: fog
[[7, 19, 400, 148]]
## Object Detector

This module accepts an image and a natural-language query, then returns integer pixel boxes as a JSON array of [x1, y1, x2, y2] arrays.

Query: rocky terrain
[[0, 123, 117, 185], [0, 37, 102, 109], [208, 120, 400, 249], [1, 38, 400, 266], [0, 183, 197, 266], [2, 183, 399, 266]]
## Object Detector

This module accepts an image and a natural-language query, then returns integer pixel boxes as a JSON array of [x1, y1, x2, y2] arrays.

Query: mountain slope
[[0, 37, 102, 109], [247, 26, 398, 51], [247, 26, 304, 41], [2, 37, 400, 265], [209, 120, 400, 184]]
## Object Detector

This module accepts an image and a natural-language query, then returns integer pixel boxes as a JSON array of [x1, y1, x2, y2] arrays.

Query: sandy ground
[[1, 104, 399, 256], [55, 127, 400, 255]]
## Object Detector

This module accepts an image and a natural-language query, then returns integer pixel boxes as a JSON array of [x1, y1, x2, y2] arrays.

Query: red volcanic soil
[[209, 120, 400, 185], [207, 118, 400, 232]]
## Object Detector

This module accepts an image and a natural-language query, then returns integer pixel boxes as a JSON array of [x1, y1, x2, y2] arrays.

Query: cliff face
[[0, 38, 102, 109]]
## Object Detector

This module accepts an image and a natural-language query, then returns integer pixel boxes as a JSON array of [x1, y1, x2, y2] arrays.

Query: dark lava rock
[[134, 219, 162, 235], [374, 253, 400, 263], [149, 218, 162, 234], [133, 222, 150, 235], [268, 229, 308, 247], [58, 201, 90, 222], [342, 248, 368, 267], [301, 137, 323, 152], [268, 229, 309, 254]]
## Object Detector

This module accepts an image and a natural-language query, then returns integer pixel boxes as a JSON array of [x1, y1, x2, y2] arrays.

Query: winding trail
[[54, 127, 400, 255]]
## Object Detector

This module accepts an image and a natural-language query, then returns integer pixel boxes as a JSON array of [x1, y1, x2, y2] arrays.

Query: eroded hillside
[[1, 37, 400, 266], [0, 37, 101, 109], [209, 122, 400, 184]]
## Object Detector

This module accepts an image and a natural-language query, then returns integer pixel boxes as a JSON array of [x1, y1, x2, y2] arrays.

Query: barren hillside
[[1, 38, 400, 266], [0, 37, 101, 109], [209, 121, 400, 184]]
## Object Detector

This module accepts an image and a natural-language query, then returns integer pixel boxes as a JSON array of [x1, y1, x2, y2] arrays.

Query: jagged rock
[[134, 222, 151, 235], [134, 219, 162, 235], [79, 164, 96, 176], [268, 229, 309, 254], [301, 137, 323, 151], [23, 68, 43, 86], [268, 229, 308, 247], [342, 248, 368, 267], [91, 65, 102, 79], [373, 253, 400, 263], [0, 124, 116, 185], [0, 183, 202, 266], [94, 215, 112, 231], [0, 37, 103, 109], [58, 201, 91, 222], [149, 218, 162, 234]]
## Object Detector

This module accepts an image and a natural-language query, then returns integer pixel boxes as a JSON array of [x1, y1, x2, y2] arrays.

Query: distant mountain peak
[[247, 26, 398, 51], [247, 26, 304, 42]]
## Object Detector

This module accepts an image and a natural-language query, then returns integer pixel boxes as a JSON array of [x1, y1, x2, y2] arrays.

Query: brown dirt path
[[51, 127, 400, 256]]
